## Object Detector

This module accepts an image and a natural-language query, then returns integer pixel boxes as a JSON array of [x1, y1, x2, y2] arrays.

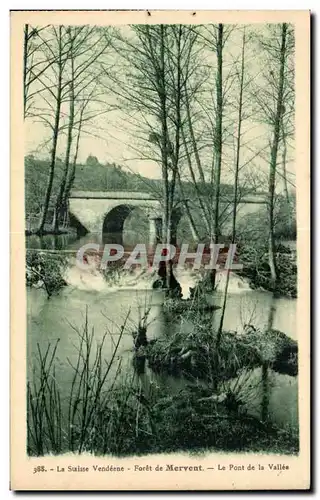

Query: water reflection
[[212, 290, 296, 339], [261, 297, 276, 422], [26, 233, 79, 250], [27, 284, 298, 431], [26, 232, 298, 432], [26, 231, 150, 251]]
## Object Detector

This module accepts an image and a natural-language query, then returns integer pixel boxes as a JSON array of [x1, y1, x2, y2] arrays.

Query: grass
[[147, 320, 298, 382], [27, 308, 134, 455], [147, 314, 259, 383], [27, 308, 299, 457], [27, 341, 62, 455]]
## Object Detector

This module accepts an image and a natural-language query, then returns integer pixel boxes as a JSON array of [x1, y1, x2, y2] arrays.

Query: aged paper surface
[[11, 10, 310, 490]]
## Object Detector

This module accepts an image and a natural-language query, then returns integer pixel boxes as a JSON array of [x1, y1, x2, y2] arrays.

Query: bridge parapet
[[70, 190, 267, 204], [70, 190, 159, 201]]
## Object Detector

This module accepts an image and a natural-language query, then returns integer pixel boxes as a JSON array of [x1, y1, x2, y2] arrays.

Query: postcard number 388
[[33, 465, 47, 474]]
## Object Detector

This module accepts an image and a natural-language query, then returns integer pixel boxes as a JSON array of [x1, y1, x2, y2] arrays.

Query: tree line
[[24, 22, 295, 297]]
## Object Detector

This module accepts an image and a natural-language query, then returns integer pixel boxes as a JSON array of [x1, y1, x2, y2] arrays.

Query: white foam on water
[[63, 255, 156, 292], [175, 268, 198, 299], [63, 255, 252, 296], [64, 265, 108, 291], [215, 272, 252, 293]]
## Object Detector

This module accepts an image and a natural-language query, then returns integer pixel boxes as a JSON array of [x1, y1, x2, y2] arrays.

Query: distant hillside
[[24, 155, 295, 241], [73, 161, 163, 194], [25, 156, 159, 216], [24, 155, 235, 217]]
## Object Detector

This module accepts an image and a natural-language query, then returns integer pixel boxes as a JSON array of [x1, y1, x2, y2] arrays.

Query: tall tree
[[217, 27, 247, 344], [212, 24, 224, 247], [50, 26, 112, 232], [36, 26, 66, 234], [24, 25, 113, 233], [253, 23, 294, 288], [111, 25, 199, 247], [268, 24, 288, 287], [51, 27, 75, 232]]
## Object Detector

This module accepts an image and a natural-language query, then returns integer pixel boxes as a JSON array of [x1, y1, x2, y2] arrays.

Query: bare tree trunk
[[37, 27, 63, 235], [158, 26, 170, 248], [213, 24, 223, 244], [217, 27, 246, 346], [62, 103, 86, 219], [281, 116, 290, 205], [185, 91, 206, 185], [176, 171, 200, 241], [168, 24, 182, 247], [268, 23, 288, 289], [261, 298, 276, 421], [211, 24, 224, 289], [181, 129, 211, 233], [51, 94, 74, 232], [52, 35, 75, 233]]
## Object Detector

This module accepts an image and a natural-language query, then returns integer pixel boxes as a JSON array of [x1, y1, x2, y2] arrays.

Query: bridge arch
[[101, 204, 184, 246], [102, 204, 151, 245], [103, 204, 135, 234]]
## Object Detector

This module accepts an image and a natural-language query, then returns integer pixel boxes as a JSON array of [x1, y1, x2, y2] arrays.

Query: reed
[[27, 305, 299, 456], [27, 308, 145, 455]]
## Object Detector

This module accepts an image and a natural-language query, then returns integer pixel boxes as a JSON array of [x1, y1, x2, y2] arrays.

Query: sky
[[24, 23, 296, 188]]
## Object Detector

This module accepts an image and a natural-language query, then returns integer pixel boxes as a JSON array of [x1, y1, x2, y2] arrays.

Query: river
[[26, 233, 298, 433]]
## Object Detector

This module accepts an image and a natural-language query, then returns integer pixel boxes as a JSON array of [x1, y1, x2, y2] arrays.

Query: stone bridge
[[69, 190, 267, 244]]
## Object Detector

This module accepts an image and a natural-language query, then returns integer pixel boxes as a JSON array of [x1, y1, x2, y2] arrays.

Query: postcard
[[10, 9, 310, 490]]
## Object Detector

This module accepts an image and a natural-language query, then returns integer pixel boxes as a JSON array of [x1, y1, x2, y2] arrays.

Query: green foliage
[[274, 196, 297, 240], [238, 242, 297, 297], [25, 156, 65, 218], [26, 251, 67, 298]]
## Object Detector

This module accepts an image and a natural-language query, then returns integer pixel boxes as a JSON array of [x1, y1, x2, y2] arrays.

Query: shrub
[[238, 243, 297, 297], [26, 250, 67, 298]]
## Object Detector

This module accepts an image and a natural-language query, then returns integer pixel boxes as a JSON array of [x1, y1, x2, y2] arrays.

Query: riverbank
[[238, 242, 297, 298], [27, 311, 299, 457], [146, 324, 298, 381], [26, 241, 298, 456]]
